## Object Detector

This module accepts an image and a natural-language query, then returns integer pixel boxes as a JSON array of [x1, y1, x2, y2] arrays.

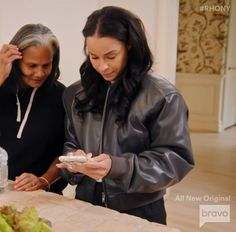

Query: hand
[[69, 149, 91, 157], [14, 173, 47, 191], [0, 44, 22, 86], [57, 153, 112, 181]]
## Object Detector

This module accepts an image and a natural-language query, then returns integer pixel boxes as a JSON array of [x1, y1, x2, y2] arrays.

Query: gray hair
[[9, 23, 61, 84], [10, 23, 59, 54]]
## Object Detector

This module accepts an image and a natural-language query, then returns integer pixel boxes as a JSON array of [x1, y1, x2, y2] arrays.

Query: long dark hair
[[8, 23, 60, 90], [76, 6, 153, 122]]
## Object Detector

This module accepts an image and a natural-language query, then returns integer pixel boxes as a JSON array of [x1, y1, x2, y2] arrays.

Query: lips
[[32, 79, 42, 82], [30, 78, 45, 83], [102, 72, 114, 79]]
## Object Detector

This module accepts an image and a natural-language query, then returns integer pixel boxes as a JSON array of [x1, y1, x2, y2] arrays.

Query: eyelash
[[90, 56, 116, 60]]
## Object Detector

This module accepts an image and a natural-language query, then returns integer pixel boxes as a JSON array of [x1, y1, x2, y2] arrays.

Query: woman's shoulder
[[142, 72, 179, 97], [134, 72, 185, 108], [62, 80, 82, 105], [45, 80, 65, 97], [53, 80, 65, 90], [64, 80, 82, 95], [54, 80, 66, 88]]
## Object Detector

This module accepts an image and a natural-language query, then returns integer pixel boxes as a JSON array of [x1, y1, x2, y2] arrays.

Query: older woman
[[0, 24, 66, 194]]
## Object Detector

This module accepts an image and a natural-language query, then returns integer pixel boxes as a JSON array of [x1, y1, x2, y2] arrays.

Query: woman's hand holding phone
[[56, 150, 112, 181]]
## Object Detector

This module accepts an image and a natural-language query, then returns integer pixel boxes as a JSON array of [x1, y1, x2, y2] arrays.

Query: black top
[[0, 80, 67, 193]]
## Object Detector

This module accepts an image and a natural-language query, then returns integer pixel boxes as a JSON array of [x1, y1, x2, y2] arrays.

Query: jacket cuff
[[59, 168, 84, 185], [106, 155, 129, 179]]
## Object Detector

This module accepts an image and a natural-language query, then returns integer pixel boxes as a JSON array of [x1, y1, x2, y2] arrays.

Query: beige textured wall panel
[[176, 73, 224, 132]]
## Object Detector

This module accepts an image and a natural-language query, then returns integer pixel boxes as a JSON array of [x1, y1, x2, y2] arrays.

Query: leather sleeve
[[106, 92, 194, 193]]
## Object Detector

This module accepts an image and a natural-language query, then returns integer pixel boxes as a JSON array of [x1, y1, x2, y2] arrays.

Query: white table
[[0, 185, 181, 232]]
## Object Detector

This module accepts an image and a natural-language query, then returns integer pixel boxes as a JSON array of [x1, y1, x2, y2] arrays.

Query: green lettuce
[[0, 205, 52, 232]]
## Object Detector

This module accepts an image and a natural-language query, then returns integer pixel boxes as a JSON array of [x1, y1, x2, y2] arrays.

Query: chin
[[28, 82, 44, 88], [103, 76, 116, 82]]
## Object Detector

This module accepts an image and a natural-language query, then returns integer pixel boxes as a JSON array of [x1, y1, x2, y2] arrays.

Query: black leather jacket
[[60, 73, 194, 211]]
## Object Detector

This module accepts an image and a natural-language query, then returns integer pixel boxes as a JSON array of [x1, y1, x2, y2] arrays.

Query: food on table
[[0, 205, 52, 232]]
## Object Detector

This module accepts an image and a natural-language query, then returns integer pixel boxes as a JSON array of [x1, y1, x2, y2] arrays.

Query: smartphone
[[58, 155, 87, 163]]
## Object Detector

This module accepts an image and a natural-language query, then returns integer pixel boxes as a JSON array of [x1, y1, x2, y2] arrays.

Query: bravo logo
[[199, 205, 230, 227]]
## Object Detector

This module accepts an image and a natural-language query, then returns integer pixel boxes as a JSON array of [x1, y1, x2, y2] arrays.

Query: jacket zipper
[[99, 85, 112, 207]]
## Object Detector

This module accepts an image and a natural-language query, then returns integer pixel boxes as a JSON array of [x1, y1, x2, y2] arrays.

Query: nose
[[98, 61, 109, 72], [35, 67, 45, 77]]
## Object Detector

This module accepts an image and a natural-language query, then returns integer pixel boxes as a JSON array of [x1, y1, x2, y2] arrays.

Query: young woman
[[57, 6, 194, 224], [0, 24, 66, 194]]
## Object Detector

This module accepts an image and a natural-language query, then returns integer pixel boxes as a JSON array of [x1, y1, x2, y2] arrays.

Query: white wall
[[0, 0, 98, 86], [0, 0, 179, 86], [155, 0, 179, 84]]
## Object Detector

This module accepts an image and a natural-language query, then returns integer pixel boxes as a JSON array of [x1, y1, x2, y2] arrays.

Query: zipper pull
[[102, 191, 107, 207]]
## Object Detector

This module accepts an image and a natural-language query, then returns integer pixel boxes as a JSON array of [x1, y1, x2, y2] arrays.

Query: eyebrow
[[88, 50, 118, 56], [22, 61, 52, 66]]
